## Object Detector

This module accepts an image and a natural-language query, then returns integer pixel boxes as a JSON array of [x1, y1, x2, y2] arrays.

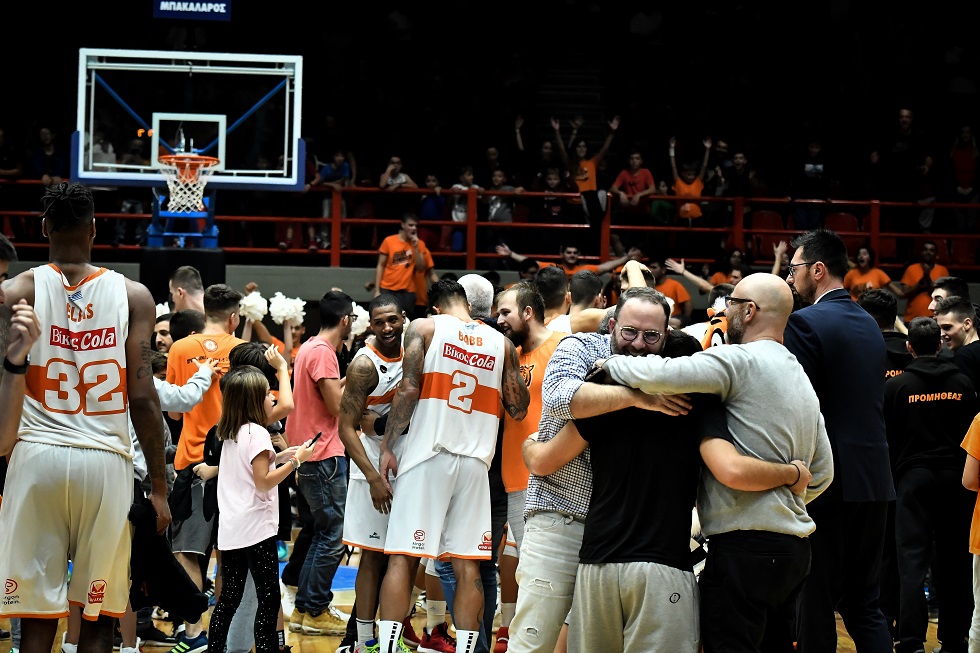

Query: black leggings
[[208, 537, 281, 653]]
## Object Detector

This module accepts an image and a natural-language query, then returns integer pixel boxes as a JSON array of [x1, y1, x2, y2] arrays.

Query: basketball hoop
[[158, 154, 220, 212]]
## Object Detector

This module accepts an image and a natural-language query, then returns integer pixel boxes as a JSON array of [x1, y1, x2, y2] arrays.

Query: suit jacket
[[783, 287, 896, 503]]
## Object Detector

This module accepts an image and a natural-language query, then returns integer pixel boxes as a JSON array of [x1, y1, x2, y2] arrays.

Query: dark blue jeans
[[435, 469, 507, 653], [295, 456, 348, 615]]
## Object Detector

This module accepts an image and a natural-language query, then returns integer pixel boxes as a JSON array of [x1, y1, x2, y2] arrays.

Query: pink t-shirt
[[287, 336, 344, 461], [217, 422, 278, 551]]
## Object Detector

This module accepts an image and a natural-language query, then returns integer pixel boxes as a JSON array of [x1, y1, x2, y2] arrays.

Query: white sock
[[410, 585, 422, 607], [356, 618, 375, 645], [62, 633, 78, 653], [378, 619, 403, 652], [455, 629, 480, 653], [426, 600, 447, 632], [501, 602, 516, 628], [120, 637, 142, 653]]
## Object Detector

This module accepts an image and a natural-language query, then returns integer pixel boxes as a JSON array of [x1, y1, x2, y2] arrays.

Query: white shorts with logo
[[384, 452, 492, 560], [343, 476, 394, 552], [0, 441, 134, 620]]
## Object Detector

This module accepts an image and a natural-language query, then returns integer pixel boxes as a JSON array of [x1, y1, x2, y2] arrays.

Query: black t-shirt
[[954, 340, 980, 392], [574, 331, 724, 569]]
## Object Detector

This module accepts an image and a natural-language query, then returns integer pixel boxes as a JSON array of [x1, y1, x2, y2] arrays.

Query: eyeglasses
[[618, 326, 663, 345], [786, 261, 815, 278], [724, 296, 758, 310]]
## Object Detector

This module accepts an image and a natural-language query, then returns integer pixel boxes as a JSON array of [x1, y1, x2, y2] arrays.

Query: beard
[[506, 323, 529, 349], [610, 335, 648, 356]]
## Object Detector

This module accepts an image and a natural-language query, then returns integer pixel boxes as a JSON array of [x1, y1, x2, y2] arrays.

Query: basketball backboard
[[72, 48, 304, 191]]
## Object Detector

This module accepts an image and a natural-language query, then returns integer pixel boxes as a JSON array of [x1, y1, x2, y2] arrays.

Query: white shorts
[[384, 452, 491, 561], [0, 441, 134, 620], [343, 476, 392, 552]]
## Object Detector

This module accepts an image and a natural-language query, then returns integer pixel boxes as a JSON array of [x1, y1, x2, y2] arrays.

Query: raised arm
[[593, 116, 620, 165], [551, 117, 569, 167], [265, 345, 295, 423], [125, 279, 172, 535], [496, 243, 530, 265], [339, 355, 392, 513], [669, 137, 680, 182], [565, 115, 584, 150], [501, 338, 530, 421], [596, 246, 639, 276], [698, 137, 713, 181], [667, 258, 714, 294], [374, 252, 388, 298], [514, 115, 526, 152]]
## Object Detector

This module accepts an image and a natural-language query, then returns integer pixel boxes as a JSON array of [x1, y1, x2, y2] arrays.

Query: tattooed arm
[[379, 317, 431, 491], [125, 279, 172, 535], [500, 338, 530, 421], [339, 355, 392, 513]]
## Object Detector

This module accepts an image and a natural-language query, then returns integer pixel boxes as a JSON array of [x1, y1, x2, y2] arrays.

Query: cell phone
[[310, 431, 322, 445]]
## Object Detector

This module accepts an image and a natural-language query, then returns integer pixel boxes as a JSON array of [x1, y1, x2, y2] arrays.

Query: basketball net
[[158, 154, 220, 212]]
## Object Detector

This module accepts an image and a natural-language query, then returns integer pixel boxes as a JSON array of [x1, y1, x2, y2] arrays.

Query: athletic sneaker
[[418, 624, 456, 653], [138, 623, 177, 647], [0, 629, 9, 640], [277, 540, 290, 562], [492, 626, 508, 653], [121, 636, 143, 653], [401, 617, 421, 649], [414, 590, 427, 615], [328, 603, 351, 623], [334, 630, 357, 653], [353, 640, 380, 653], [166, 632, 208, 653], [302, 610, 347, 636], [288, 609, 305, 633]]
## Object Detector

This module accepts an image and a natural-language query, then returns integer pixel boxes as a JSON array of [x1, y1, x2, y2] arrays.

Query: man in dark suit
[[783, 229, 896, 653]]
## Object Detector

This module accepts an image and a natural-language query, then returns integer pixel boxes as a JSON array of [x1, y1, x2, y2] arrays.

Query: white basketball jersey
[[350, 342, 403, 481], [20, 264, 132, 456], [399, 314, 506, 474], [546, 313, 571, 334]]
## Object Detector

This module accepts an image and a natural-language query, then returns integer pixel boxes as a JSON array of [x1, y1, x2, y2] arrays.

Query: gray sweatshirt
[[604, 339, 834, 538]]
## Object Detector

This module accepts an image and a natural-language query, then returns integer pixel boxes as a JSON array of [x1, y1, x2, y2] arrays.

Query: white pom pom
[[269, 292, 291, 325], [350, 302, 370, 337], [239, 290, 269, 323], [155, 302, 171, 318]]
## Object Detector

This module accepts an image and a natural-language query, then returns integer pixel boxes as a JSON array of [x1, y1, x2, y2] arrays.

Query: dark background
[[6, 1, 980, 198]]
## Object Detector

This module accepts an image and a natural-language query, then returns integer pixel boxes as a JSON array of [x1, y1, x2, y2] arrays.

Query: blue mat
[[278, 561, 357, 592]]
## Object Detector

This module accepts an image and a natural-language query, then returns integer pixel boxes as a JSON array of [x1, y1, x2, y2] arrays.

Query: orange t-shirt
[[843, 267, 893, 302], [573, 158, 598, 193], [501, 331, 567, 492], [961, 413, 980, 555], [673, 178, 704, 219], [900, 263, 949, 321], [168, 332, 247, 470], [542, 261, 600, 278], [379, 235, 434, 292], [708, 271, 730, 286], [656, 277, 692, 316], [270, 336, 301, 368]]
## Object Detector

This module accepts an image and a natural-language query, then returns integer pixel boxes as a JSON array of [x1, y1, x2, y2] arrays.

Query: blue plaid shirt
[[524, 332, 611, 521]]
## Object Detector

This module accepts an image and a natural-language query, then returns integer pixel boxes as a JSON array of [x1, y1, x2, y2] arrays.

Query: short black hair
[[0, 234, 17, 263], [569, 270, 603, 307], [533, 266, 569, 311], [907, 317, 941, 356], [319, 290, 354, 328], [428, 278, 469, 312], [934, 295, 976, 323], [709, 283, 735, 308], [41, 182, 94, 233], [156, 312, 173, 324], [203, 284, 243, 320], [934, 276, 971, 301], [790, 229, 850, 280], [169, 309, 206, 342], [370, 293, 402, 316], [857, 289, 898, 330], [169, 265, 204, 293]]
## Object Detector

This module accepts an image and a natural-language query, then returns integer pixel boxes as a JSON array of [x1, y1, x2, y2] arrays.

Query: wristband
[[3, 356, 29, 375], [289, 457, 300, 471], [786, 463, 801, 487], [669, 148, 676, 157]]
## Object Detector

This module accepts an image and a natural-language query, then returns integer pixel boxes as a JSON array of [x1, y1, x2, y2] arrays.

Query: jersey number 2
[[447, 371, 478, 414]]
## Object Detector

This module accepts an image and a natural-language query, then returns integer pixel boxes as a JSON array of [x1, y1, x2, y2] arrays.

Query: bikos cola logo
[[442, 343, 496, 371]]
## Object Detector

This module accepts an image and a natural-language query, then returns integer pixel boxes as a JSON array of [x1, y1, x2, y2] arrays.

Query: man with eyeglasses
[[514, 277, 694, 653], [782, 228, 895, 653], [595, 272, 833, 652]]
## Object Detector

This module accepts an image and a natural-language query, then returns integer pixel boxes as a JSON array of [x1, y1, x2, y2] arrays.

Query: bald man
[[595, 273, 835, 652]]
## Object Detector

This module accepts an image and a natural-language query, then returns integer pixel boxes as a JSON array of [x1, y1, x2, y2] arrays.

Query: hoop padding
[[158, 155, 220, 212]]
